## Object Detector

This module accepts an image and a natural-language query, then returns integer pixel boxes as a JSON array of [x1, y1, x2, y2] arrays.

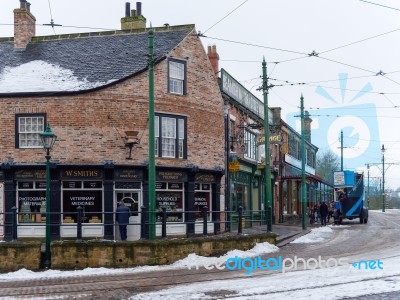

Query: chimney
[[304, 111, 312, 143], [207, 44, 219, 78], [14, 0, 36, 49], [121, 2, 146, 30]]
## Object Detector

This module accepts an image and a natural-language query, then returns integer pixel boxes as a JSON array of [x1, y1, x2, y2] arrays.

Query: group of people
[[309, 201, 335, 226]]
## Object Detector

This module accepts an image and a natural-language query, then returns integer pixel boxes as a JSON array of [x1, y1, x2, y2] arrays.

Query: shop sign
[[257, 135, 282, 144], [221, 69, 273, 125], [61, 170, 103, 180], [15, 170, 46, 180], [168, 182, 183, 190], [114, 169, 143, 180], [195, 173, 216, 183], [229, 162, 240, 172], [156, 171, 187, 182], [155, 182, 167, 189]]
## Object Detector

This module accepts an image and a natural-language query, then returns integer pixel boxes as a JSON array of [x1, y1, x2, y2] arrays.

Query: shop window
[[156, 182, 184, 222], [62, 180, 103, 224], [168, 58, 186, 95], [17, 181, 46, 223], [155, 114, 187, 159], [194, 183, 211, 221], [15, 114, 45, 149]]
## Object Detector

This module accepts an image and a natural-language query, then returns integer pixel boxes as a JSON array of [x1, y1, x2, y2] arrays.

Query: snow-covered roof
[[0, 27, 193, 95]]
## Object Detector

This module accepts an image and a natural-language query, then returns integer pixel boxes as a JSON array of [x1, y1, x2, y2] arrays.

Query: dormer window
[[168, 58, 186, 95]]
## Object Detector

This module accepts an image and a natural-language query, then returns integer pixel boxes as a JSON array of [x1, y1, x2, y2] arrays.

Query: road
[[1, 210, 400, 299]]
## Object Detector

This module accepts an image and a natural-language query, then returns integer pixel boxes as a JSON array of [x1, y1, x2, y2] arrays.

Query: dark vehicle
[[332, 170, 368, 224]]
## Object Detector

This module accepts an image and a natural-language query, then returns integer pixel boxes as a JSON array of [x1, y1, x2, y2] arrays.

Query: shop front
[[2, 164, 223, 241], [229, 160, 263, 229]]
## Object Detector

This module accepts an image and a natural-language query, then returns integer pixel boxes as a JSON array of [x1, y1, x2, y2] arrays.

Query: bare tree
[[316, 150, 340, 184]]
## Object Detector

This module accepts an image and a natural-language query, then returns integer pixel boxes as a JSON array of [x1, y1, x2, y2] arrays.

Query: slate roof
[[0, 25, 194, 95]]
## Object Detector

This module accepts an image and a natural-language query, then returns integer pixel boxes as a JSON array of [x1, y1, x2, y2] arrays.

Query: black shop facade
[[1, 163, 223, 241]]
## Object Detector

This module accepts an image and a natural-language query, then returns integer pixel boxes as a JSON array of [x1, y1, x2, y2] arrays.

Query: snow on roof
[[0, 60, 115, 93]]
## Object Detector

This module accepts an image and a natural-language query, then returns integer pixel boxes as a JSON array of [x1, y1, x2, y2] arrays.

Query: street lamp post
[[381, 144, 385, 212], [39, 123, 57, 269]]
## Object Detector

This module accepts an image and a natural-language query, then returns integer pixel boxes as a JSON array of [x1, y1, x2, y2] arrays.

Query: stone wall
[[0, 242, 41, 272], [0, 234, 276, 272]]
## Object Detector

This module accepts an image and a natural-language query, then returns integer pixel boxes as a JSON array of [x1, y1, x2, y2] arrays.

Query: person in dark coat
[[319, 201, 329, 226], [116, 201, 131, 240]]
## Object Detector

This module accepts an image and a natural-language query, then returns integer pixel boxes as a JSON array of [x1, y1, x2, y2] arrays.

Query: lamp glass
[[40, 123, 57, 150]]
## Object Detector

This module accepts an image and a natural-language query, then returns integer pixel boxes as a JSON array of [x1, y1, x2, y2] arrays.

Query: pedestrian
[[116, 201, 130, 241], [319, 201, 329, 226]]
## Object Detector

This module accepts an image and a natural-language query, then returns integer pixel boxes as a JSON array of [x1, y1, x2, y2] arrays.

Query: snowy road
[[0, 210, 399, 300]]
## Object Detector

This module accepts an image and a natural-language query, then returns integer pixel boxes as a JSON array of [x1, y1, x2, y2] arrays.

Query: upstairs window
[[155, 114, 187, 159], [16, 114, 45, 149], [244, 130, 257, 160], [168, 58, 186, 95]]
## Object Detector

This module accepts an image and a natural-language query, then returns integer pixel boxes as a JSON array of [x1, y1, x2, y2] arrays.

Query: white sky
[[1, 0, 400, 188], [0, 212, 399, 299]]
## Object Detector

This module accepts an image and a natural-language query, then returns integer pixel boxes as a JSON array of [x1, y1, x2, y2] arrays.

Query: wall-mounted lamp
[[125, 130, 139, 160]]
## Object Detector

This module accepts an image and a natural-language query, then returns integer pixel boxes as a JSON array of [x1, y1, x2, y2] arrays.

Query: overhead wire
[[202, 0, 249, 35], [359, 0, 400, 12]]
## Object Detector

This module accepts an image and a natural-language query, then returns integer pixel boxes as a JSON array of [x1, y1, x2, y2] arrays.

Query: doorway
[[115, 191, 141, 240]]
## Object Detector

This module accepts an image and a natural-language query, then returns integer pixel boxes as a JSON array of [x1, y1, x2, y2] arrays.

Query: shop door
[[115, 191, 141, 240]]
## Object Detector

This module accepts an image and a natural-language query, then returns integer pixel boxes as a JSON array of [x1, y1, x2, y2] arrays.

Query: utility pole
[[262, 58, 272, 232], [340, 130, 343, 171], [381, 144, 385, 212], [300, 94, 307, 230], [147, 26, 156, 240], [366, 164, 370, 208]]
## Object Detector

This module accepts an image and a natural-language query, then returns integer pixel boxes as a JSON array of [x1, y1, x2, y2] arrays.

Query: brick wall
[[0, 29, 225, 172]]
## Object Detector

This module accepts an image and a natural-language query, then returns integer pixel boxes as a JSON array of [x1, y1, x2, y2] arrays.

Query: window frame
[[155, 113, 187, 159], [168, 58, 187, 95], [15, 113, 46, 149]]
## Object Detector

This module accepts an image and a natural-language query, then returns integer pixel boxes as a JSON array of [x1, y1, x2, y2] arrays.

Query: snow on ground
[[0, 242, 279, 282], [1, 220, 399, 299], [290, 226, 333, 243], [129, 256, 400, 300]]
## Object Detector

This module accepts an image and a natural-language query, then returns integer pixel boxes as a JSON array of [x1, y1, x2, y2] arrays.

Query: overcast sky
[[1, 0, 400, 189]]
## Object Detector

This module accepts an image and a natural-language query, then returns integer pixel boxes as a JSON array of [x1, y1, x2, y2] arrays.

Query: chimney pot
[[125, 2, 131, 17], [20, 0, 26, 9], [136, 2, 142, 16], [121, 2, 146, 30]]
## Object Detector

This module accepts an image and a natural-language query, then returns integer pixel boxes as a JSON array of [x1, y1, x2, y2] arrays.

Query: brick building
[[208, 46, 332, 226], [0, 1, 225, 241]]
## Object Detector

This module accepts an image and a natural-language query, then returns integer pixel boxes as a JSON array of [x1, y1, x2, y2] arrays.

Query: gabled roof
[[0, 25, 194, 96]]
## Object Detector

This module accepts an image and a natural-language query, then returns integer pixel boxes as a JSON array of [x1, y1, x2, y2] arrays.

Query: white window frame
[[168, 59, 186, 95], [244, 129, 257, 160], [155, 114, 187, 159], [17, 115, 45, 149]]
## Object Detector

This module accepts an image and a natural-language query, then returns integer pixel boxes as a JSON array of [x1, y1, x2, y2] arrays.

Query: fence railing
[[0, 206, 271, 242]]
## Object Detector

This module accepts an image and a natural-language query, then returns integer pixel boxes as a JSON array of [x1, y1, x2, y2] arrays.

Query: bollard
[[202, 206, 208, 236], [238, 206, 243, 235], [76, 206, 83, 242], [267, 205, 272, 232], [162, 207, 167, 238], [11, 206, 17, 242], [140, 206, 147, 239]]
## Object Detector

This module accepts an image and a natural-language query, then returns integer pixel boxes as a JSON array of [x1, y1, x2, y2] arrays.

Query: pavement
[[221, 223, 311, 247]]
